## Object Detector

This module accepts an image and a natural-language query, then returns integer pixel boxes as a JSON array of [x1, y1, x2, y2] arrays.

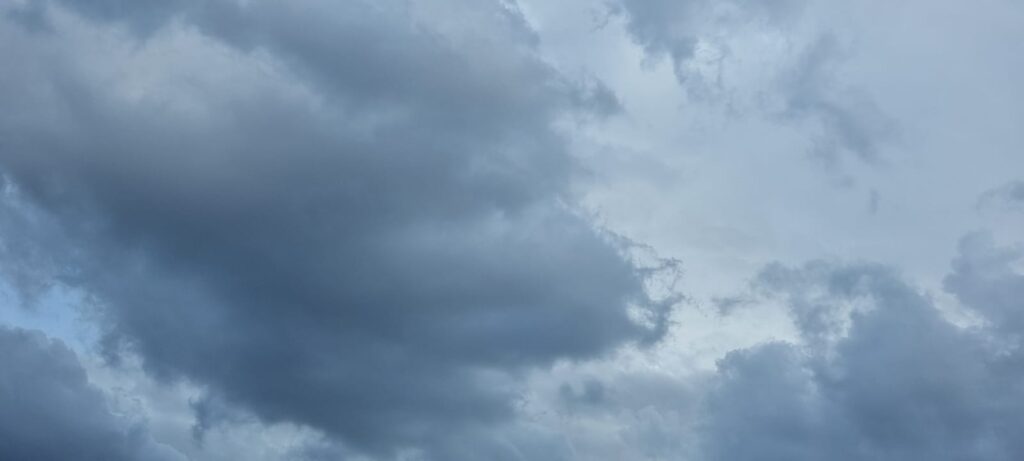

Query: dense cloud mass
[[507, 241, 1024, 460], [699, 246, 1024, 460], [1, 0, 1022, 460], [0, 326, 183, 461], [0, 0, 663, 457]]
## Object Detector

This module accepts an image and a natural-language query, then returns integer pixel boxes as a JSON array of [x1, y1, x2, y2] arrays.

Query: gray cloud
[[698, 251, 1024, 460], [613, 0, 802, 71], [614, 0, 894, 170], [450, 234, 1024, 460], [0, 326, 184, 461], [0, 1, 663, 458], [945, 232, 1024, 340], [978, 180, 1024, 213], [0, 182, 69, 307], [2, 1, 1019, 460], [774, 34, 895, 168]]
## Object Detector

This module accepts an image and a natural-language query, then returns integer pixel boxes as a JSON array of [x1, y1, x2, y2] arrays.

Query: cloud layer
[[701, 250, 1024, 460], [0, 1, 1022, 460], [0, 326, 184, 461], [615, 0, 894, 169], [0, 0, 663, 457]]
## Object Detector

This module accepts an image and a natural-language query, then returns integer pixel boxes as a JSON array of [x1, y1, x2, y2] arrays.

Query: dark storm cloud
[[0, 326, 184, 461], [0, 182, 70, 306], [698, 252, 1024, 460], [614, 0, 894, 168], [0, 1, 662, 458]]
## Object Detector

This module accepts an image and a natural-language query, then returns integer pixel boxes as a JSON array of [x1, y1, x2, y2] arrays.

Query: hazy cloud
[[614, 0, 894, 169], [978, 180, 1024, 213]]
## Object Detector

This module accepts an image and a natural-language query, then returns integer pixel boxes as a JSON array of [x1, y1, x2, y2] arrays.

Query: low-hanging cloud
[[697, 242, 1024, 460], [0, 326, 185, 461], [0, 0, 665, 457], [2, 1, 1020, 460]]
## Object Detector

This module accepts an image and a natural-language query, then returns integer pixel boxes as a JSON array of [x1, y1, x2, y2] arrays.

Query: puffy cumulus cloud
[[0, 326, 185, 461], [697, 250, 1024, 460], [612, 0, 893, 169], [0, 0, 664, 458]]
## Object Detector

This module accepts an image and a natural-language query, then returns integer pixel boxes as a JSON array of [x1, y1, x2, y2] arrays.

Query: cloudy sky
[[1, 0, 1022, 459]]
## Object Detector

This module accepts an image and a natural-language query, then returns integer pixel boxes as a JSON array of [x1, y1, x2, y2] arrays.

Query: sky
[[0, 0, 1022, 460]]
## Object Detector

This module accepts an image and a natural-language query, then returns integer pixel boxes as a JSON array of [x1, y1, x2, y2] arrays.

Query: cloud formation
[[0, 326, 184, 461], [979, 180, 1024, 213], [614, 0, 894, 169], [697, 247, 1024, 460], [0, 0, 663, 457], [1, 1, 1022, 460]]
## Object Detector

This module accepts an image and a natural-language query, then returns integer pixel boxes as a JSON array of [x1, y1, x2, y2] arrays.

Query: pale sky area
[[1, 1, 1023, 460]]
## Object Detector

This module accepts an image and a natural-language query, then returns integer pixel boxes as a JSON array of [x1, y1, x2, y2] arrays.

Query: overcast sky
[[1, 1, 1023, 460]]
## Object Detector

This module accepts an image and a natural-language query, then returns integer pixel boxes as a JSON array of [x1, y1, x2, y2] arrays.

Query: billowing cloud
[[2, 1, 1022, 460], [0, 326, 184, 461], [0, 0, 664, 457], [503, 241, 1021, 460], [697, 247, 1024, 460], [419, 230, 1022, 460]]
